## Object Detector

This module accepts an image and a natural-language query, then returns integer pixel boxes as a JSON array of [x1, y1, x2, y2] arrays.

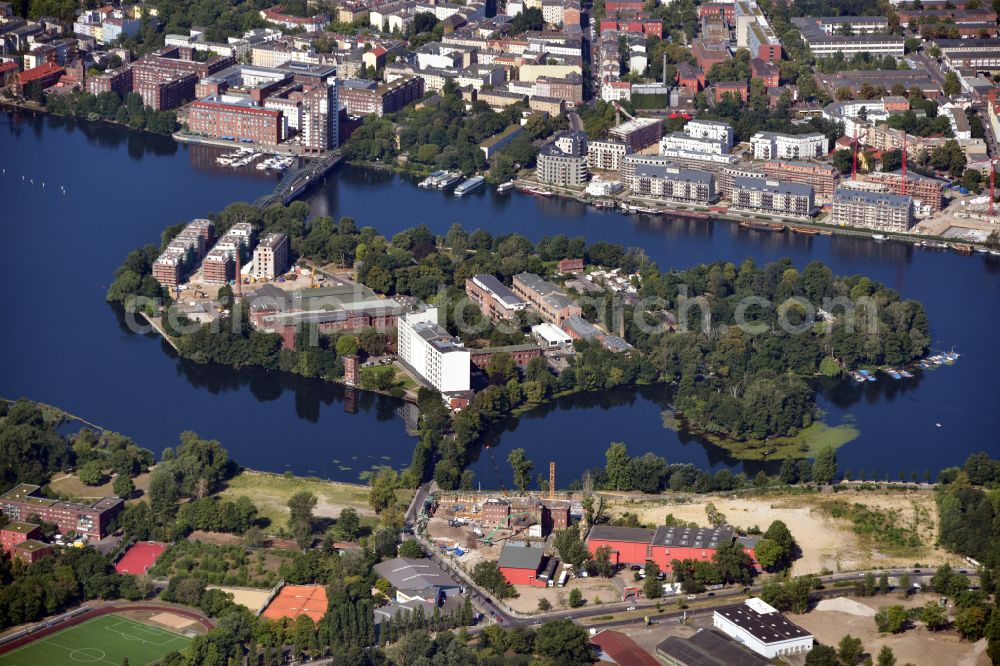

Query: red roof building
[[676, 62, 705, 92], [591, 630, 661, 666], [0, 61, 19, 86], [14, 62, 64, 94]]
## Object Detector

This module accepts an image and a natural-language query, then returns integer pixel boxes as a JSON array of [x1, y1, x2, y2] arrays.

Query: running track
[[0, 604, 215, 656]]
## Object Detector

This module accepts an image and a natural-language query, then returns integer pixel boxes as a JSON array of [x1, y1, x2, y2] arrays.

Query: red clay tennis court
[[115, 541, 168, 574], [261, 585, 328, 622]]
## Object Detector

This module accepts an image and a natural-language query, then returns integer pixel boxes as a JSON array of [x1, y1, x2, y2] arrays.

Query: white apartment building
[[684, 119, 734, 152], [750, 132, 826, 160], [397, 308, 471, 394], [587, 139, 629, 172], [660, 132, 727, 155], [714, 599, 814, 659], [252, 233, 289, 280]]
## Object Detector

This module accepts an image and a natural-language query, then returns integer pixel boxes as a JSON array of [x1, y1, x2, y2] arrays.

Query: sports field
[[0, 614, 191, 666]]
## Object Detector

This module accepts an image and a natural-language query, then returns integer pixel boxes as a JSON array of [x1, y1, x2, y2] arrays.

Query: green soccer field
[[0, 614, 192, 666]]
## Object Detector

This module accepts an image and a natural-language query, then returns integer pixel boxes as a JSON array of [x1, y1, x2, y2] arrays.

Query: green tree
[[553, 528, 590, 567], [806, 644, 840, 666], [920, 602, 948, 630], [507, 448, 534, 492], [754, 538, 783, 571], [534, 620, 593, 664], [336, 507, 361, 541], [369, 466, 400, 513], [568, 587, 584, 607], [705, 502, 727, 527], [335, 335, 359, 357], [812, 446, 838, 484], [398, 539, 424, 558], [79, 461, 105, 486], [875, 645, 897, 666], [954, 606, 988, 640], [875, 605, 909, 633], [838, 635, 864, 666], [643, 561, 662, 598], [538, 597, 552, 611], [113, 474, 135, 499], [594, 545, 615, 577], [287, 491, 317, 550], [943, 71, 961, 96], [832, 149, 855, 174], [472, 560, 516, 599], [605, 442, 633, 491]]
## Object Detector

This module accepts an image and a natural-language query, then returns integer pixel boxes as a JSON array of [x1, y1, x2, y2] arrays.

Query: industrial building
[[512, 273, 582, 325], [465, 274, 528, 322], [397, 307, 471, 394], [586, 525, 755, 573], [713, 599, 814, 659], [249, 282, 404, 350], [498, 541, 548, 586], [832, 186, 914, 232], [656, 628, 768, 666], [730, 177, 815, 219], [373, 557, 464, 604]]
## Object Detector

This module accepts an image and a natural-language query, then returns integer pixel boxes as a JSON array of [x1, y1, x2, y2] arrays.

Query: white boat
[[872, 234, 887, 241], [454, 176, 485, 196], [436, 172, 462, 189], [497, 180, 515, 193]]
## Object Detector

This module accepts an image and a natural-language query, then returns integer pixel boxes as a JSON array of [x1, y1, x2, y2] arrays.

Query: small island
[[107, 198, 931, 486]]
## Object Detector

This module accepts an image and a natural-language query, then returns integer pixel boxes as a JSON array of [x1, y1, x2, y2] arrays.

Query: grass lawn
[[0, 614, 191, 666], [49, 472, 151, 502], [219, 470, 412, 532]]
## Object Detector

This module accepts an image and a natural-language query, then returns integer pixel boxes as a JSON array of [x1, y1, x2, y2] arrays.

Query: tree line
[[45, 91, 177, 135]]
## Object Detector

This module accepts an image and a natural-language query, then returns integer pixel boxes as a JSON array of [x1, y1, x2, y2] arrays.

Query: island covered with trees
[[107, 199, 932, 482]]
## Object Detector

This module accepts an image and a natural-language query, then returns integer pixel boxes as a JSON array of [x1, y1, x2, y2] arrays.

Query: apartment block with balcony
[[731, 177, 815, 219]]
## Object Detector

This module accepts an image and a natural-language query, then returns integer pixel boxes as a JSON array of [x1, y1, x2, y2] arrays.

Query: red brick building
[[340, 75, 424, 117], [599, 18, 663, 38], [698, 1, 735, 22], [714, 81, 748, 102], [470, 344, 542, 370], [132, 46, 233, 110], [691, 39, 731, 72], [13, 62, 64, 95], [762, 160, 839, 201], [86, 66, 133, 97], [0, 61, 19, 87], [13, 540, 53, 565], [750, 58, 779, 88], [675, 62, 705, 92], [0, 485, 123, 540], [0, 522, 40, 555], [586, 525, 756, 573], [605, 0, 644, 12], [188, 95, 283, 146], [498, 542, 547, 586]]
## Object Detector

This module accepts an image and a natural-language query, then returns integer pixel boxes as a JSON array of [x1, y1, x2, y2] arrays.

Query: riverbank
[[0, 97, 175, 138]]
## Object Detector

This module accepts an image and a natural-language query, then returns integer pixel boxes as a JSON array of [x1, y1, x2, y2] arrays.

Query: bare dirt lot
[[791, 594, 990, 666], [605, 488, 963, 575], [506, 575, 623, 614]]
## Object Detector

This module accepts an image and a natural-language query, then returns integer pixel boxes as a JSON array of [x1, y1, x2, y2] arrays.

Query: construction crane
[[480, 512, 531, 546], [483, 444, 508, 496], [612, 101, 635, 126], [901, 133, 907, 197]]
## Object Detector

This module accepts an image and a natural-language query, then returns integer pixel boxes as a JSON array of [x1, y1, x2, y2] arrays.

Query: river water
[[3, 110, 999, 486]]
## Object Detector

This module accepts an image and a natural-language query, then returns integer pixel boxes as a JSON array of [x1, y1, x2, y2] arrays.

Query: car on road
[[630, 565, 642, 571], [707, 592, 715, 597], [913, 569, 922, 573], [626, 606, 636, 611], [687, 594, 697, 599]]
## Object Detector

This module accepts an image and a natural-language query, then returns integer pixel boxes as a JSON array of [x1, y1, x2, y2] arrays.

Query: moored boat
[[454, 176, 485, 197], [791, 226, 820, 236]]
